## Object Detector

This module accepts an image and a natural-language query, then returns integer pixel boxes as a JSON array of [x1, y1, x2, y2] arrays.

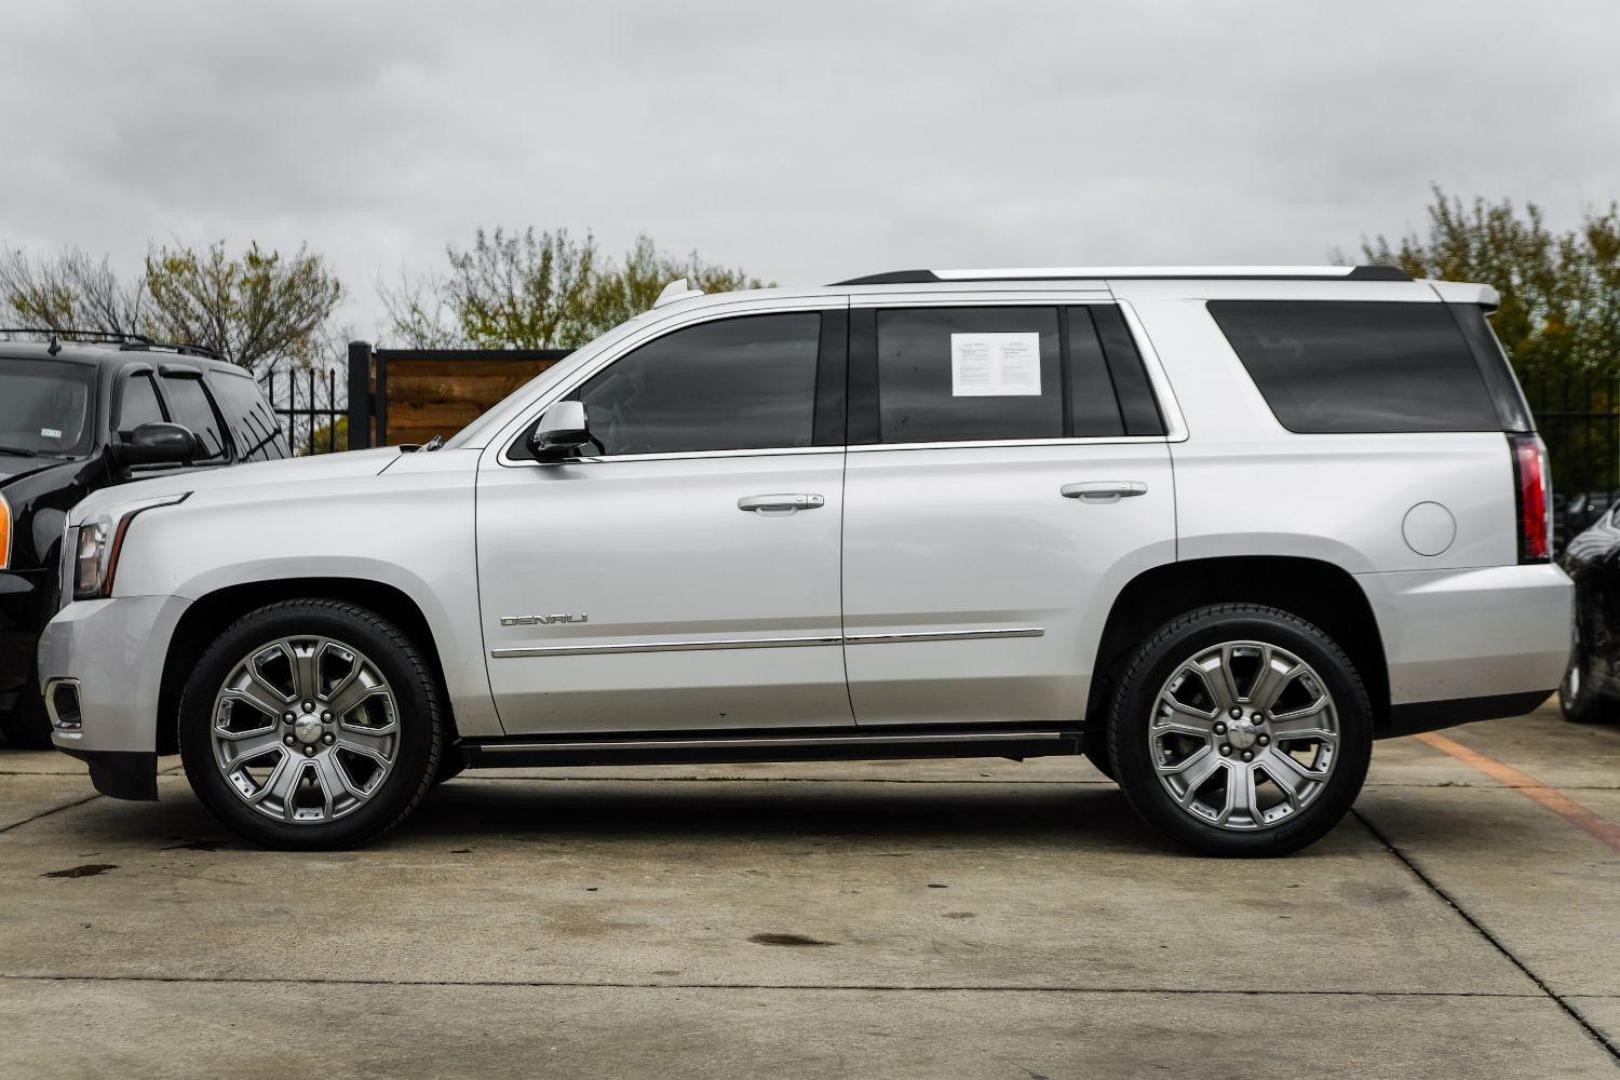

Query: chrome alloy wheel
[[209, 636, 400, 824], [1149, 640, 1340, 831]]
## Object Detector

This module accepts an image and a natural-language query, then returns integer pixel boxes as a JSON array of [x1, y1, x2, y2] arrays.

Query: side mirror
[[527, 401, 591, 461], [114, 422, 198, 467]]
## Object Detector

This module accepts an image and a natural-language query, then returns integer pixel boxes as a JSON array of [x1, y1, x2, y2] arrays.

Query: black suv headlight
[[71, 493, 190, 601]]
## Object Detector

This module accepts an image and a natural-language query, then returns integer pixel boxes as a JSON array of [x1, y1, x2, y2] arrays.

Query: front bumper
[[40, 594, 191, 769], [1357, 562, 1571, 722]]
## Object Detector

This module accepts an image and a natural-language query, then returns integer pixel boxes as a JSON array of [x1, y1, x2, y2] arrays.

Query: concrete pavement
[[2, 704, 1618, 1078]]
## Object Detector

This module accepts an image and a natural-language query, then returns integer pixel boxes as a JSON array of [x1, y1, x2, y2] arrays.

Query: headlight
[[72, 493, 190, 601]]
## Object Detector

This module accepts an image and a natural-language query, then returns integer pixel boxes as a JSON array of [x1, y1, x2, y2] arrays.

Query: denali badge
[[500, 613, 590, 626]]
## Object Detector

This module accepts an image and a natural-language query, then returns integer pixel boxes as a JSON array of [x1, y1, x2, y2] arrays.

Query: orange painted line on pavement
[[1416, 731, 1620, 854]]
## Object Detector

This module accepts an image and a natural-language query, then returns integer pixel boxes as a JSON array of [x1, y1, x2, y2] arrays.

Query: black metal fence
[[1524, 371, 1620, 547], [259, 364, 347, 455]]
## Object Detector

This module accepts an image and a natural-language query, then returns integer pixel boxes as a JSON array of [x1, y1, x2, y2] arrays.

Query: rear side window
[[115, 373, 165, 432], [209, 372, 289, 461], [1209, 300, 1501, 433], [876, 307, 1064, 443], [161, 374, 229, 461], [867, 305, 1155, 444]]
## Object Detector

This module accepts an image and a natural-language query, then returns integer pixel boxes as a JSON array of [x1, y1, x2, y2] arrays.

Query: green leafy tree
[[380, 228, 767, 349], [0, 241, 342, 377], [144, 240, 342, 373], [1357, 186, 1620, 494], [1359, 186, 1620, 382]]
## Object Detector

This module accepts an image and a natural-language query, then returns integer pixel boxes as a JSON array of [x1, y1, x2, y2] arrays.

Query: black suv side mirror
[[527, 401, 591, 461], [113, 422, 199, 467]]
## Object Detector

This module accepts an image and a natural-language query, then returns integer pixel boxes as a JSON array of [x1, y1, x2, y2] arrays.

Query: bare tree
[[0, 246, 148, 336], [376, 268, 467, 349], [379, 228, 766, 349]]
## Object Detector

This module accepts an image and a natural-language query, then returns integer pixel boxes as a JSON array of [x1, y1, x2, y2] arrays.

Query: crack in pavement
[[0, 793, 101, 836], [1352, 807, 1620, 1064]]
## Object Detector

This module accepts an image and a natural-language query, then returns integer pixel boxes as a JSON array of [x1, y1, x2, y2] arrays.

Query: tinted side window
[[1066, 308, 1126, 437], [876, 307, 1062, 443], [209, 372, 289, 461], [574, 313, 820, 456], [1208, 300, 1501, 433], [1089, 305, 1165, 436], [116, 373, 165, 432], [161, 374, 229, 460]]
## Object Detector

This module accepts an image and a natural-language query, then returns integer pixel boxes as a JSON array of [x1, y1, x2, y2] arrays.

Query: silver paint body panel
[[41, 272, 1570, 759]]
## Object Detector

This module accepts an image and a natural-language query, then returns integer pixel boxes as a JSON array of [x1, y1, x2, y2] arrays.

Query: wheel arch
[[1088, 555, 1390, 731], [156, 577, 459, 755]]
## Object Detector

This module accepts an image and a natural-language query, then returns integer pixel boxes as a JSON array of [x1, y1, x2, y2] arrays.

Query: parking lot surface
[[3, 704, 1619, 1078]]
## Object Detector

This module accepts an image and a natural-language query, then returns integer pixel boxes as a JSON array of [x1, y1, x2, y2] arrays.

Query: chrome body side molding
[[489, 626, 1044, 660]]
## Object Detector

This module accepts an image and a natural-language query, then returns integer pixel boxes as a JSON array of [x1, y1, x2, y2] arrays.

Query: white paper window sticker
[[40, 427, 62, 439], [950, 333, 1042, 397]]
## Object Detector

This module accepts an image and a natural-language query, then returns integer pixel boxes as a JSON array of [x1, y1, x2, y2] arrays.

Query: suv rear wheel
[[1558, 620, 1608, 724], [178, 599, 443, 849], [1108, 604, 1372, 857]]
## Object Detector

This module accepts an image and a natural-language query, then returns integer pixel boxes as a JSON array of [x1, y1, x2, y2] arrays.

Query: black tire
[[1108, 604, 1373, 857], [178, 599, 443, 850], [0, 671, 54, 748], [1559, 622, 1609, 724]]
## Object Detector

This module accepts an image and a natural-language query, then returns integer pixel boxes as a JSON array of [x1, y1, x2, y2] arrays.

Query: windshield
[[0, 358, 96, 457]]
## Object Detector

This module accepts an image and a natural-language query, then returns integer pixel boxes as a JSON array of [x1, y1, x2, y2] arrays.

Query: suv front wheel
[[1108, 604, 1372, 857], [178, 599, 443, 849]]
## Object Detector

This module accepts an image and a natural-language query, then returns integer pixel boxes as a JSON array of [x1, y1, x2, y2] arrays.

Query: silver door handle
[[1061, 481, 1148, 503], [738, 493, 826, 514]]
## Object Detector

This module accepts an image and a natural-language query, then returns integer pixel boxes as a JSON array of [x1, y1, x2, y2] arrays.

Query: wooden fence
[[346, 342, 573, 449]]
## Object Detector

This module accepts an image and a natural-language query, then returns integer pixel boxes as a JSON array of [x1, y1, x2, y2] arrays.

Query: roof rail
[[117, 339, 223, 361], [831, 265, 1411, 286], [0, 327, 222, 361]]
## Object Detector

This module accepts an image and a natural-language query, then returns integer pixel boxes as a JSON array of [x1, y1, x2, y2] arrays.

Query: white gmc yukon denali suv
[[39, 266, 1572, 855]]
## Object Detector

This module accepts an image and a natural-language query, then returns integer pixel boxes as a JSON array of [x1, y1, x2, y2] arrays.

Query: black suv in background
[[0, 332, 288, 745]]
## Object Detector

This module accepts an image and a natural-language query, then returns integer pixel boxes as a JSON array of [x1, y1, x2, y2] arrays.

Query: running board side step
[[458, 727, 1084, 769]]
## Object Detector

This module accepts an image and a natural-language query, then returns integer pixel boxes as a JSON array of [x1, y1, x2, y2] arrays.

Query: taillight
[[1511, 434, 1551, 563], [0, 491, 10, 569]]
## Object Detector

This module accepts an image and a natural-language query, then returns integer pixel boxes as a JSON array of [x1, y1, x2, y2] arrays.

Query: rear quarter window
[[208, 371, 289, 461], [1208, 300, 1502, 434]]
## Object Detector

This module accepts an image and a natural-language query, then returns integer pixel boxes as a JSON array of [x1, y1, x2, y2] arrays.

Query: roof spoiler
[[1427, 281, 1501, 312]]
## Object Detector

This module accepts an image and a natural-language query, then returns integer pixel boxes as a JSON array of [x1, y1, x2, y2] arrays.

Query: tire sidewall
[[1559, 622, 1605, 723], [179, 603, 440, 849], [1110, 607, 1373, 857]]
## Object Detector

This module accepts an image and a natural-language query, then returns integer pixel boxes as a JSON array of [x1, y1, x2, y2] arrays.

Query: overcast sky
[[4, 0, 1618, 339]]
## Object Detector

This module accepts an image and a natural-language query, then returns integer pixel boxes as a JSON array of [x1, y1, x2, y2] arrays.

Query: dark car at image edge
[[1558, 502, 1620, 723], [0, 331, 289, 746]]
